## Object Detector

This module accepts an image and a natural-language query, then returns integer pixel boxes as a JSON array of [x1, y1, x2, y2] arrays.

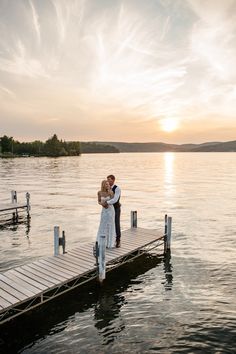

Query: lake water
[[0, 153, 235, 353]]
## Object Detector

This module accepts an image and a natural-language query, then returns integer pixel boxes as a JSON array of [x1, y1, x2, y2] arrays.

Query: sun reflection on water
[[164, 152, 174, 184]]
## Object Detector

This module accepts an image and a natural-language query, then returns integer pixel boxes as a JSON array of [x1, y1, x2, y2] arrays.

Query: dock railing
[[0, 191, 30, 223]]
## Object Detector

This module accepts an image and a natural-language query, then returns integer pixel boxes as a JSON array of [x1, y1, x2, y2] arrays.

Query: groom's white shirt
[[107, 184, 121, 205]]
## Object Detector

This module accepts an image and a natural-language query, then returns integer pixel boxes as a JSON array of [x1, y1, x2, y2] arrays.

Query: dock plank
[[27, 263, 68, 282], [14, 267, 55, 288], [70, 249, 94, 260], [0, 274, 36, 297], [69, 247, 94, 257], [3, 270, 46, 292], [54, 255, 95, 273], [57, 254, 96, 270], [63, 251, 94, 262], [20, 265, 60, 286], [0, 280, 28, 302], [0, 288, 19, 306], [66, 256, 95, 270], [0, 296, 12, 309], [36, 259, 78, 278], [65, 256, 94, 271], [68, 250, 95, 264], [41, 257, 82, 274]]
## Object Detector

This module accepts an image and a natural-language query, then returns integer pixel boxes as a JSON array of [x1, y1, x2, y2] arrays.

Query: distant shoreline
[[1, 151, 235, 158], [85, 140, 236, 153], [1, 137, 236, 156]]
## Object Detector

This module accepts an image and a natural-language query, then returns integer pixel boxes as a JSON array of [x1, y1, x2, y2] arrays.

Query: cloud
[[51, 0, 86, 44], [0, 40, 48, 78], [0, 85, 15, 97], [29, 0, 41, 44]]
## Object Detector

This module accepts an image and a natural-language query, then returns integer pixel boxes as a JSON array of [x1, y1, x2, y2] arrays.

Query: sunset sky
[[0, 0, 236, 143]]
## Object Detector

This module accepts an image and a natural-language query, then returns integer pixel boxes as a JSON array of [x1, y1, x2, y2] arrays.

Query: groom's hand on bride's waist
[[103, 202, 109, 208]]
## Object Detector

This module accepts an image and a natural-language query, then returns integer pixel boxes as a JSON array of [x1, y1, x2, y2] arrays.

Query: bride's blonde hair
[[101, 180, 109, 192]]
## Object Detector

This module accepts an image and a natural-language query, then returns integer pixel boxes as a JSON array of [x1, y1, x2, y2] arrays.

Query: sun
[[160, 118, 178, 133]]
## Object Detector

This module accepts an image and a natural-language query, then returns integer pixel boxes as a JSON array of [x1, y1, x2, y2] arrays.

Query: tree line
[[0, 134, 120, 157], [0, 134, 81, 157]]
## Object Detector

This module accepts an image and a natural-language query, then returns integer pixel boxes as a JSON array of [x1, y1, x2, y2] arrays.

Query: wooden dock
[[0, 191, 30, 223], [0, 226, 166, 325]]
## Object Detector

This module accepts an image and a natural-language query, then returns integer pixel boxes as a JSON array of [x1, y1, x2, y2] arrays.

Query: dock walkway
[[0, 227, 164, 324]]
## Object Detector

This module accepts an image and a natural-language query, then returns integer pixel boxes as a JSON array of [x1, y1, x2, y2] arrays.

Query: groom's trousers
[[115, 207, 121, 242]]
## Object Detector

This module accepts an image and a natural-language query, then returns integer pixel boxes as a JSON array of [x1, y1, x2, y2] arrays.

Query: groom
[[106, 174, 121, 248]]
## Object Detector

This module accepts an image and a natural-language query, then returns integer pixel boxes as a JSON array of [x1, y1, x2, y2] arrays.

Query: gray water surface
[[0, 153, 235, 353]]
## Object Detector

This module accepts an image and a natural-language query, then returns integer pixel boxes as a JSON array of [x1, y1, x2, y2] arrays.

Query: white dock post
[[167, 216, 172, 250], [94, 241, 99, 267], [26, 192, 30, 218], [11, 191, 18, 222], [98, 235, 106, 282], [54, 226, 60, 256], [131, 211, 137, 228], [11, 190, 17, 203], [164, 214, 168, 252]]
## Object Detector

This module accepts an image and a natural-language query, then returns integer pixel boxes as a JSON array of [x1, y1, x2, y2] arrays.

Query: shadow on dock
[[0, 251, 173, 352]]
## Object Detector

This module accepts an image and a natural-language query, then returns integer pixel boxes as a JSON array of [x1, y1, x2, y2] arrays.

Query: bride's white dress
[[97, 196, 116, 248]]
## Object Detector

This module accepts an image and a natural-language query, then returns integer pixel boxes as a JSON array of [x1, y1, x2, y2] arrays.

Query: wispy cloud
[[0, 39, 48, 78], [83, 3, 189, 124], [51, 0, 86, 44], [186, 0, 236, 116], [29, 0, 41, 44], [0, 85, 15, 97]]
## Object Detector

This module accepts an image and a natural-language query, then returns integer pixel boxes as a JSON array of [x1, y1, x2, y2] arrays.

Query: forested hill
[[80, 142, 119, 153], [187, 140, 236, 152], [93, 140, 236, 152]]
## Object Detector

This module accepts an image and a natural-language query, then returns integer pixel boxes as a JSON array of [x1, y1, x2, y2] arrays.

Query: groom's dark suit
[[107, 184, 121, 246], [111, 185, 121, 245]]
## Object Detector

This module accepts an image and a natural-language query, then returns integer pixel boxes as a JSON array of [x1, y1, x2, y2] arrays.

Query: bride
[[97, 180, 116, 248]]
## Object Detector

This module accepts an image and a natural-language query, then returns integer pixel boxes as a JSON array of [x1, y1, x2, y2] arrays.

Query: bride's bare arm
[[98, 191, 107, 207], [97, 191, 102, 205]]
